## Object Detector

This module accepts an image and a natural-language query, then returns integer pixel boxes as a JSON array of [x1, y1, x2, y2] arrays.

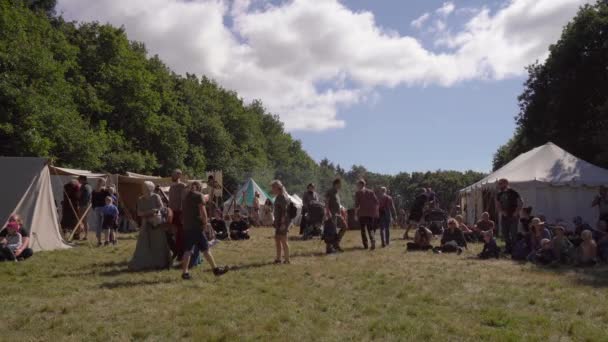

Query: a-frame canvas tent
[[459, 142, 608, 226], [0, 157, 70, 252], [223, 178, 273, 215]]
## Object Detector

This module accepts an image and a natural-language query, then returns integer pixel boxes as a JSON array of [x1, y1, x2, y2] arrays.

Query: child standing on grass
[[102, 196, 119, 246], [0, 222, 22, 261], [478, 230, 500, 259], [271, 180, 290, 264]]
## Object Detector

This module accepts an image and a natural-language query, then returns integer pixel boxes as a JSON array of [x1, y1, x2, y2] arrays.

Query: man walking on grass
[[181, 181, 228, 280], [326, 178, 346, 252], [355, 179, 379, 250], [496, 178, 522, 254], [378, 187, 397, 247]]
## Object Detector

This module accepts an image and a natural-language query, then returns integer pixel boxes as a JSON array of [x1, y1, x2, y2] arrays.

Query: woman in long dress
[[128, 181, 171, 271]]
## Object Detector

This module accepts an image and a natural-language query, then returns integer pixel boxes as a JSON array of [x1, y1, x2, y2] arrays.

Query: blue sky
[[57, 0, 589, 174], [293, 0, 521, 174]]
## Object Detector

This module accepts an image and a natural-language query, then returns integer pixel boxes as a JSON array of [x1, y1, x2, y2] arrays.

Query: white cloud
[[411, 12, 430, 29], [56, 0, 591, 131], [436, 2, 455, 17]]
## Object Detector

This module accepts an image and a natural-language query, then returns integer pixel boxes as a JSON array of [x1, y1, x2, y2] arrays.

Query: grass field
[[1, 228, 608, 341]]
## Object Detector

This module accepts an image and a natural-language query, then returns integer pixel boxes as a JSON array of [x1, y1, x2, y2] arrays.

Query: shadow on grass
[[99, 278, 174, 289], [526, 264, 608, 287], [219, 246, 363, 273]]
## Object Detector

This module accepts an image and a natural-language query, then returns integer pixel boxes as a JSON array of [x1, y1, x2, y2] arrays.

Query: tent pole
[[68, 204, 91, 242]]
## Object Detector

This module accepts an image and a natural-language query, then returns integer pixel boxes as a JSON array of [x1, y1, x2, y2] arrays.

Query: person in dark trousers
[[433, 218, 467, 254], [180, 181, 229, 280], [378, 187, 397, 247], [478, 230, 500, 259], [326, 178, 346, 251], [406, 225, 433, 251], [404, 188, 428, 240], [355, 179, 379, 250], [300, 183, 319, 237], [91, 179, 111, 246], [229, 211, 251, 240], [495, 178, 523, 254]]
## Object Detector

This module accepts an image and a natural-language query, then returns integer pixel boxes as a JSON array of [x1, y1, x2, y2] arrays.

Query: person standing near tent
[[60, 179, 80, 237], [169, 169, 187, 260], [403, 189, 428, 240], [77, 176, 92, 240], [592, 186, 608, 222], [128, 181, 171, 271], [300, 183, 319, 236], [180, 181, 229, 280], [91, 179, 111, 247], [496, 178, 523, 254], [355, 179, 379, 250], [272, 180, 291, 264], [252, 191, 261, 226], [378, 187, 397, 247], [326, 178, 347, 249]]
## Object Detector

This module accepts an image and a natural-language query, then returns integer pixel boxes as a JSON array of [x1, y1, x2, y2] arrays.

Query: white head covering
[[143, 181, 155, 193]]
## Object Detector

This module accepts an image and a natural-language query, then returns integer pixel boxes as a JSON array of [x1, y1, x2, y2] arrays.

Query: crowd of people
[[2, 173, 608, 274]]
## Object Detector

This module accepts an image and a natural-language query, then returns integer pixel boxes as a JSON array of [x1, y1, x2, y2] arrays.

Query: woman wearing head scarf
[[128, 181, 171, 271]]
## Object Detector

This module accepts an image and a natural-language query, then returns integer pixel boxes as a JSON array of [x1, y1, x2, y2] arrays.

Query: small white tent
[[0, 157, 70, 252], [224, 178, 273, 215], [460, 142, 608, 226]]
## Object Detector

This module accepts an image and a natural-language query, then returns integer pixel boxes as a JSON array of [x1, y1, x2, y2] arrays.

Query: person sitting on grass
[[551, 226, 574, 264], [0, 214, 33, 262], [519, 206, 534, 233], [569, 216, 592, 247], [577, 230, 597, 267], [0, 221, 22, 262], [406, 225, 433, 251], [101, 196, 119, 246], [529, 218, 552, 253], [594, 220, 608, 262], [211, 211, 229, 240], [455, 215, 475, 242], [474, 212, 496, 239], [478, 230, 500, 259], [229, 211, 251, 240], [528, 238, 555, 265], [433, 218, 466, 255]]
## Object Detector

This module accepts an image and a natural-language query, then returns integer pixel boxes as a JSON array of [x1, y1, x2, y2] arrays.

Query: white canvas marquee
[[0, 157, 70, 252], [460, 142, 608, 226]]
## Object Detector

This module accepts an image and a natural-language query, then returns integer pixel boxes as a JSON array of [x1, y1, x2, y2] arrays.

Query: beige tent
[[0, 157, 70, 252]]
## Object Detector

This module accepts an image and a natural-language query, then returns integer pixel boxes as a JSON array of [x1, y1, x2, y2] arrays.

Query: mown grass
[[1, 228, 607, 341]]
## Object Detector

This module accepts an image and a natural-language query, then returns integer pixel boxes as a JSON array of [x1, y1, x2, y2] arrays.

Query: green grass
[[1, 228, 608, 341]]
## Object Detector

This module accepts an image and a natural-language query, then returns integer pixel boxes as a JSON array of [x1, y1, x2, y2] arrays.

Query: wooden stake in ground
[[68, 204, 91, 242]]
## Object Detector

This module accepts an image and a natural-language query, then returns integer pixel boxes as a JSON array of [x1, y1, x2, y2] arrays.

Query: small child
[[478, 230, 500, 259], [551, 226, 573, 263], [577, 230, 597, 267], [529, 238, 555, 265], [474, 212, 496, 240], [1, 222, 22, 261], [101, 196, 119, 246]]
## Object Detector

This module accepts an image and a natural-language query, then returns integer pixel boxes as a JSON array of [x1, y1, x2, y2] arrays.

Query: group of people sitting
[[405, 179, 608, 267]]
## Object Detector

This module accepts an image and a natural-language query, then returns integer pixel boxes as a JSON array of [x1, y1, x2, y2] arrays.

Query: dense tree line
[[493, 1, 608, 170], [0, 0, 484, 207]]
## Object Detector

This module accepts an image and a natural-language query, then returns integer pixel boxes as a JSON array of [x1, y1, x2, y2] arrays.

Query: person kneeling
[[478, 230, 500, 259], [229, 212, 250, 240], [407, 225, 433, 251], [433, 218, 467, 254]]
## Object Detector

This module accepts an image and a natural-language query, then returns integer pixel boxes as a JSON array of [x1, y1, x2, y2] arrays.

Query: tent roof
[[461, 142, 608, 192], [49, 166, 107, 178], [224, 178, 273, 208]]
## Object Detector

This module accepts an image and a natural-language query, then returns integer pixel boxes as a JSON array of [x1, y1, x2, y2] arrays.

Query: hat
[[531, 217, 545, 226]]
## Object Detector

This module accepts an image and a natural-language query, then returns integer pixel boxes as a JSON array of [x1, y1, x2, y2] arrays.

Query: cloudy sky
[[56, 0, 591, 174]]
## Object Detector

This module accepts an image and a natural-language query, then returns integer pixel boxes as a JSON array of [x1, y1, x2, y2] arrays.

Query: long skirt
[[128, 221, 171, 271]]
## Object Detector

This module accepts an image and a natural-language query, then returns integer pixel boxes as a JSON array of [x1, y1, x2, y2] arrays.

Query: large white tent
[[0, 157, 70, 252], [460, 142, 608, 226]]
